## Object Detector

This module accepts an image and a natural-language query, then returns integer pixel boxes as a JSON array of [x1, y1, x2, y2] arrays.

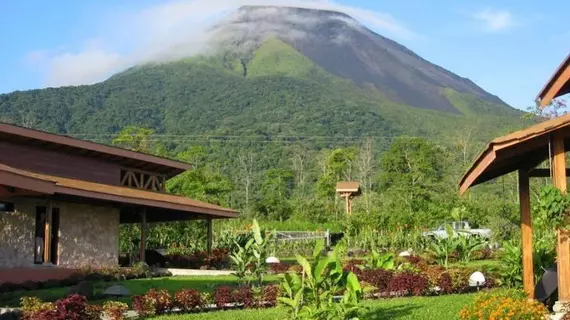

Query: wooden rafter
[[120, 168, 166, 192]]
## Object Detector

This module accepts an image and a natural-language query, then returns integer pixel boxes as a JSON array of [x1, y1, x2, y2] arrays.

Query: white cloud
[[26, 0, 416, 87], [473, 9, 515, 32]]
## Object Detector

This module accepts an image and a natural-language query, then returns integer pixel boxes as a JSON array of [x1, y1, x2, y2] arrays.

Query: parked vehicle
[[422, 221, 491, 239]]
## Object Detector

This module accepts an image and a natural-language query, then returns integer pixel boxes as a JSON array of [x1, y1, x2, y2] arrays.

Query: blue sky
[[0, 0, 568, 110]]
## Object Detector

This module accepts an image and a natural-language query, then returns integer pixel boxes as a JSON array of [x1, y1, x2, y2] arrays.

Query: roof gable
[[0, 123, 192, 178]]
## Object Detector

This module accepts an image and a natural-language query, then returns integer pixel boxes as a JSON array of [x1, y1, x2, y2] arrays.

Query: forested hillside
[[0, 9, 533, 247]]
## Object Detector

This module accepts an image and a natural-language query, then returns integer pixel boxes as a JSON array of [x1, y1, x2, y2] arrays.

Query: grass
[[451, 259, 501, 269], [150, 292, 481, 320], [0, 275, 279, 307]]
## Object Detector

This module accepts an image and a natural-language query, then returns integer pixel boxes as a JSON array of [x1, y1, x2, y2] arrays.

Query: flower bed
[[17, 285, 280, 320], [343, 255, 499, 298], [164, 248, 230, 270], [458, 290, 548, 320]]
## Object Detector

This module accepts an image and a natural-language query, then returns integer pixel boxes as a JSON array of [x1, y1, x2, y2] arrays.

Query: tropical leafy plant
[[229, 219, 275, 286], [498, 240, 523, 288], [538, 185, 570, 230], [428, 224, 457, 268], [360, 250, 395, 270], [278, 240, 364, 320], [455, 234, 487, 263]]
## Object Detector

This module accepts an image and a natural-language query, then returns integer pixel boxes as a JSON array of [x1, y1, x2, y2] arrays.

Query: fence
[[274, 230, 331, 248]]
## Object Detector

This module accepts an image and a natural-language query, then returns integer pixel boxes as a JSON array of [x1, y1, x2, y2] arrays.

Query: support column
[[43, 200, 53, 265], [552, 133, 570, 305], [140, 208, 147, 264], [343, 193, 349, 215], [207, 218, 213, 255], [518, 169, 534, 298]]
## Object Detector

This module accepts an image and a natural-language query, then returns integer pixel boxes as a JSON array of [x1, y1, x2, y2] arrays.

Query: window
[[0, 202, 14, 212]]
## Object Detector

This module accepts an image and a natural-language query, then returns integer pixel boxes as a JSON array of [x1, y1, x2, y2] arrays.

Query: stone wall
[[57, 202, 120, 268], [0, 201, 36, 268], [0, 199, 120, 268]]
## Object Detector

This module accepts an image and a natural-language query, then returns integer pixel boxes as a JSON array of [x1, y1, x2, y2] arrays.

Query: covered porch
[[460, 53, 570, 311], [0, 163, 238, 274]]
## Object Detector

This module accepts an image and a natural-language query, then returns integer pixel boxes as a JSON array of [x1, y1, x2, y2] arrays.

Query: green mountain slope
[[0, 38, 523, 149]]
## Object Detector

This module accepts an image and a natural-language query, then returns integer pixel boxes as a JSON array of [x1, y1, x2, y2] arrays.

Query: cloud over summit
[[25, 0, 415, 88]]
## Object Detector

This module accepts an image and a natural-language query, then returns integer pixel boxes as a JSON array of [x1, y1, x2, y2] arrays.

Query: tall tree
[[112, 126, 157, 153], [237, 151, 257, 211], [357, 138, 375, 212], [379, 136, 445, 214]]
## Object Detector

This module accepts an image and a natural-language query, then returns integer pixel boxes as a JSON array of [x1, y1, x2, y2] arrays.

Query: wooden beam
[[539, 61, 570, 107], [43, 200, 52, 264], [144, 175, 154, 190], [140, 208, 147, 264], [528, 168, 570, 178], [518, 169, 534, 298], [552, 133, 570, 303], [207, 218, 213, 255], [120, 172, 130, 185]]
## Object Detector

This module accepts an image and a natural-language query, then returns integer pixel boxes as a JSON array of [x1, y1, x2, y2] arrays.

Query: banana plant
[[428, 224, 458, 268], [360, 250, 395, 270], [229, 219, 274, 286], [229, 238, 254, 280], [278, 240, 363, 320], [250, 219, 274, 286], [456, 234, 487, 263]]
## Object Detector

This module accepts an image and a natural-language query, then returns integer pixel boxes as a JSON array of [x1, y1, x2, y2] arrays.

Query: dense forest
[[0, 37, 541, 251]]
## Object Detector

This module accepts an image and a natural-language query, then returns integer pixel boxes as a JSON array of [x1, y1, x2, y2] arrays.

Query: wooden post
[[344, 193, 349, 215], [207, 218, 213, 255], [518, 169, 534, 298], [140, 208, 147, 263], [43, 200, 53, 264], [552, 133, 570, 304]]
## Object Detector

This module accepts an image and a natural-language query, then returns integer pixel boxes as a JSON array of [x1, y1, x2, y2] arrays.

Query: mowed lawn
[[150, 293, 480, 320]]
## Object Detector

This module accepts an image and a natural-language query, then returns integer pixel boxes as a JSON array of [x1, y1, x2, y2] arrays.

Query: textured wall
[[0, 200, 120, 268], [0, 201, 35, 268], [57, 202, 120, 268]]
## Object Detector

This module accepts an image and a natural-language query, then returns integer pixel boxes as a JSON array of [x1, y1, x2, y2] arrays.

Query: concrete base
[[551, 301, 569, 320], [158, 268, 234, 276]]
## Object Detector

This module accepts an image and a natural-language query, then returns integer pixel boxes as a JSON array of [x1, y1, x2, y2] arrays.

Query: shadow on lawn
[[362, 303, 421, 320]]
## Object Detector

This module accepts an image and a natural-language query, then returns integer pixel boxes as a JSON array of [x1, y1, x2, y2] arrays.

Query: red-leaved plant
[[234, 286, 255, 308], [355, 269, 394, 294], [269, 262, 290, 274], [388, 272, 429, 296], [132, 295, 156, 317], [213, 286, 235, 309], [102, 301, 128, 320], [262, 285, 280, 307], [174, 289, 203, 312]]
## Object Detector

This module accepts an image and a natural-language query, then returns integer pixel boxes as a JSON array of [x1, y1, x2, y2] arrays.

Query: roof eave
[[536, 54, 570, 107], [459, 146, 496, 195], [0, 123, 193, 174]]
